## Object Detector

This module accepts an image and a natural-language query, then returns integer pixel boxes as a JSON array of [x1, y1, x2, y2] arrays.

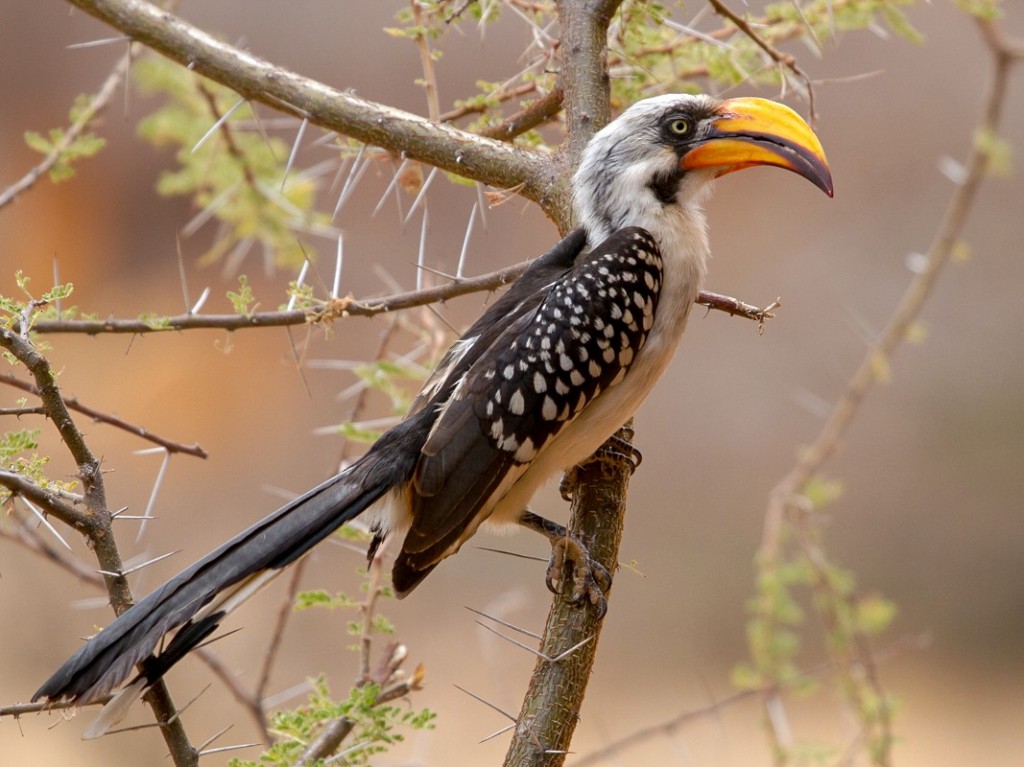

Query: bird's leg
[[519, 510, 612, 619], [559, 434, 643, 501]]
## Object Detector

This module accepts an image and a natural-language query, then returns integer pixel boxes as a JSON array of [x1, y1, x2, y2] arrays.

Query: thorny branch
[[0, 327, 198, 766], [0, 509, 105, 587], [760, 17, 1022, 564], [706, 0, 818, 120], [571, 633, 932, 767], [480, 87, 566, 141], [29, 264, 772, 336], [0, 45, 132, 211], [753, 16, 1022, 765], [64, 0, 553, 213], [0, 372, 208, 457]]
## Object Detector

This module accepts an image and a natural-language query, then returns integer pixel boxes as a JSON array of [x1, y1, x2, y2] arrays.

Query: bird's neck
[[583, 196, 711, 296], [643, 202, 710, 345], [582, 189, 712, 357]]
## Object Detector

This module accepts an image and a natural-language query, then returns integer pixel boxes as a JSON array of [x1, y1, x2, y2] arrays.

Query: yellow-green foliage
[[228, 677, 435, 767], [24, 94, 107, 182], [135, 56, 329, 268]]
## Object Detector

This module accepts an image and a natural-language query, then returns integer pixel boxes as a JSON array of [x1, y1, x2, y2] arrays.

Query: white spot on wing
[[542, 396, 557, 421], [509, 389, 525, 415]]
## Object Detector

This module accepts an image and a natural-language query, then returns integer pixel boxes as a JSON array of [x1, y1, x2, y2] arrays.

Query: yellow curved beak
[[681, 97, 833, 197]]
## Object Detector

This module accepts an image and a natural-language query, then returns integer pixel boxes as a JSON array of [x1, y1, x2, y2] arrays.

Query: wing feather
[[398, 227, 664, 577]]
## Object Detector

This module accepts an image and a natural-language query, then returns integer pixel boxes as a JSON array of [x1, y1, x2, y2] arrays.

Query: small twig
[[64, 0, 551, 211], [572, 633, 930, 767], [759, 16, 1021, 561], [299, 716, 357, 764], [0, 470, 85, 530], [479, 87, 565, 141], [0, 44, 132, 210], [0, 694, 114, 719], [2, 512, 104, 587], [748, 18, 1020, 767], [196, 81, 259, 189], [0, 406, 47, 416], [31, 259, 528, 335], [697, 291, 781, 333], [194, 648, 270, 745], [0, 373, 207, 457], [358, 544, 387, 684], [440, 82, 539, 124], [0, 325, 198, 766], [29, 271, 770, 338], [251, 558, 309, 740], [412, 1, 442, 122], [706, 0, 818, 121]]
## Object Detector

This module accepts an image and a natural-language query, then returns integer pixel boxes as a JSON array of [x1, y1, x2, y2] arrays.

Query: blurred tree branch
[[0, 326, 199, 767], [29, 272, 776, 336], [749, 15, 1022, 767], [1, 0, 960, 764], [0, 372, 207, 457]]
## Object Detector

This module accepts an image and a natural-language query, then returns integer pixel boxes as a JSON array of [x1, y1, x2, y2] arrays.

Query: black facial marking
[[647, 167, 684, 205], [648, 101, 721, 205]]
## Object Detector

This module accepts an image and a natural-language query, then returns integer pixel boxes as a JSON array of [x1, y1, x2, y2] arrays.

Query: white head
[[572, 94, 833, 246]]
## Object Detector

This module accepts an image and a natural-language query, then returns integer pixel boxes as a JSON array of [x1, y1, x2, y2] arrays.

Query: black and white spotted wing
[[399, 227, 663, 578]]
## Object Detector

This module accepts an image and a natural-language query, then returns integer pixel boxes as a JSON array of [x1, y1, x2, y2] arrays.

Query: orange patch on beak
[[681, 97, 833, 197]]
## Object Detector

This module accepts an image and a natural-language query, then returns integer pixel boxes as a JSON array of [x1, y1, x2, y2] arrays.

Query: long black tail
[[33, 454, 394, 707]]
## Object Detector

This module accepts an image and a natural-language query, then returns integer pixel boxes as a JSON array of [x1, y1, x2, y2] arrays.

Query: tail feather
[[33, 461, 392, 705]]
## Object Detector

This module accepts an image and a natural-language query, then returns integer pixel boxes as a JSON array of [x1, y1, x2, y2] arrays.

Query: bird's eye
[[668, 118, 691, 136]]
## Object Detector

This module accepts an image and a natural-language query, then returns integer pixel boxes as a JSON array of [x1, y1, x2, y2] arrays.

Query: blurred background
[[1, 2, 1022, 765]]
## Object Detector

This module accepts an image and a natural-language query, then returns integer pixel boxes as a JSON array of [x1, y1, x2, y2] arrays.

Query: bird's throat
[[646, 167, 685, 206]]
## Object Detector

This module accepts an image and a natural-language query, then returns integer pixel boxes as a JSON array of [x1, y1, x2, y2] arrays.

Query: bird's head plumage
[[573, 94, 833, 243]]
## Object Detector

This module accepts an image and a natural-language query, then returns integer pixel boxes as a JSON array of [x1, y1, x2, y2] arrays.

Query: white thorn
[[182, 182, 240, 237], [52, 255, 62, 320], [22, 497, 71, 550], [332, 234, 344, 298], [404, 167, 439, 226], [453, 684, 516, 721], [281, 117, 308, 191], [416, 205, 430, 292], [372, 158, 410, 217], [938, 156, 967, 186], [333, 145, 369, 220], [192, 98, 246, 154], [137, 448, 170, 543], [456, 202, 478, 280], [465, 606, 541, 639], [66, 35, 132, 50], [97, 549, 180, 578], [191, 286, 211, 314], [287, 260, 311, 311]]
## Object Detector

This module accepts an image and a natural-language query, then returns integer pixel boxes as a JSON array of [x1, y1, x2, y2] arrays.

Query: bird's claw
[[544, 534, 612, 619]]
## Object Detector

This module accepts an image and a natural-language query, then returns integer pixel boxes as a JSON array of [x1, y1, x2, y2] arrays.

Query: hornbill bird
[[34, 94, 832, 732]]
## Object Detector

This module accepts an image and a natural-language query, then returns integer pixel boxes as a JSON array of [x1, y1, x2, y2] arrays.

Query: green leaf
[[975, 127, 1013, 177], [855, 594, 898, 635], [803, 475, 844, 509], [139, 313, 172, 330], [226, 275, 256, 316], [24, 130, 53, 154]]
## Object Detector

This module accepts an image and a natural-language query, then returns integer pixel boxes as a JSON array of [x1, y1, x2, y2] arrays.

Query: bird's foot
[[545, 534, 613, 620], [519, 510, 612, 619], [559, 434, 642, 501]]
